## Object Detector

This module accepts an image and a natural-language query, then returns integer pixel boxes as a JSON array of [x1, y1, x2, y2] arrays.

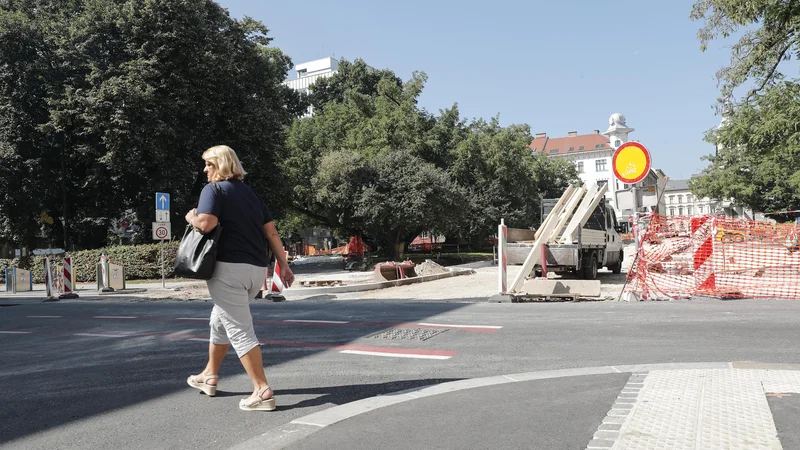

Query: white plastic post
[[498, 219, 507, 294]]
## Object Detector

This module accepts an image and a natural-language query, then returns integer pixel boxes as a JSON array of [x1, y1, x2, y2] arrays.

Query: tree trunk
[[389, 229, 405, 261]]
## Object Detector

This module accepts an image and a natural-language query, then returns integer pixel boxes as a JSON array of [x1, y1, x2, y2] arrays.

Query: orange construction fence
[[625, 214, 800, 300]]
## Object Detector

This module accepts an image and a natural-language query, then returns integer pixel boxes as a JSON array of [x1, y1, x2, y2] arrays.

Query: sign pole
[[161, 239, 165, 288]]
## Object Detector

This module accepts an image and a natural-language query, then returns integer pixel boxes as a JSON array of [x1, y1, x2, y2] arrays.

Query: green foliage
[[691, 0, 800, 104], [691, 0, 800, 211], [690, 81, 800, 212], [283, 58, 577, 256], [0, 242, 180, 283], [0, 0, 304, 250]]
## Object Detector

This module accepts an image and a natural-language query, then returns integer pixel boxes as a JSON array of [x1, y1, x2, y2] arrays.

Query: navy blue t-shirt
[[196, 180, 273, 267]]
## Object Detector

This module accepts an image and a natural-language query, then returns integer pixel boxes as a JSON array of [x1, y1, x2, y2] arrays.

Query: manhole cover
[[368, 327, 449, 341]]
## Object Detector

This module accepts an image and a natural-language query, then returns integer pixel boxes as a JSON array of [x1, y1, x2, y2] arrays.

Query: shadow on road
[[0, 300, 472, 446]]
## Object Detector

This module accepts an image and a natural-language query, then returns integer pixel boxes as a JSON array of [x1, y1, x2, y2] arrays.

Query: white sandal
[[239, 386, 276, 411], [187, 373, 218, 397]]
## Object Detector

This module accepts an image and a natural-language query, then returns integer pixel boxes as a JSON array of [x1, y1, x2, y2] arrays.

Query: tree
[[690, 0, 800, 211], [0, 0, 305, 249], [689, 82, 800, 212], [283, 58, 577, 256]]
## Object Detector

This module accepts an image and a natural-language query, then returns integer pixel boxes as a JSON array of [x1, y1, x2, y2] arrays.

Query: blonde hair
[[202, 145, 247, 182]]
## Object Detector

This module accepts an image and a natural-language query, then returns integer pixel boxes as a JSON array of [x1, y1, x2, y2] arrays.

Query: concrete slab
[[519, 279, 602, 297]]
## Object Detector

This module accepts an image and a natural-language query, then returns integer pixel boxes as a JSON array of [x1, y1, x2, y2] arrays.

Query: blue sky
[[217, 0, 739, 180]]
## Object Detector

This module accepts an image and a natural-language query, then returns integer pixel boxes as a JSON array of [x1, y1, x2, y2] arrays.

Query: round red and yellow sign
[[612, 142, 651, 184]]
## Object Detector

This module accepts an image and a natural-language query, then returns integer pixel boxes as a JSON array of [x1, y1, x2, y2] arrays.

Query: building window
[[597, 179, 608, 187], [614, 140, 621, 147], [669, 196, 674, 204], [595, 144, 604, 148], [595, 159, 607, 171], [576, 161, 584, 173], [687, 206, 693, 215], [699, 205, 704, 213], [678, 206, 684, 215], [568, 147, 575, 152], [687, 195, 693, 203], [550, 149, 559, 154], [678, 195, 683, 204], [670, 207, 675, 216], [579, 146, 584, 151]]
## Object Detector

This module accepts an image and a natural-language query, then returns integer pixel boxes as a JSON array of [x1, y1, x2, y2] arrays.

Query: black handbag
[[174, 184, 223, 280]]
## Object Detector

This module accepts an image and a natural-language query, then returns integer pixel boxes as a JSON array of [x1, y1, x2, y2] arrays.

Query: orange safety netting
[[626, 214, 800, 300]]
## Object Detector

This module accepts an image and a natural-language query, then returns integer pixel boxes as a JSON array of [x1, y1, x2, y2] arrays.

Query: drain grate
[[368, 327, 449, 341]]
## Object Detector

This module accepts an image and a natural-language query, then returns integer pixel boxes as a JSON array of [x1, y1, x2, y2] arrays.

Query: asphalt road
[[3, 297, 800, 449]]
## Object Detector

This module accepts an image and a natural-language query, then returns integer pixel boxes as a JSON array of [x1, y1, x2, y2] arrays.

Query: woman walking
[[184, 145, 294, 411]]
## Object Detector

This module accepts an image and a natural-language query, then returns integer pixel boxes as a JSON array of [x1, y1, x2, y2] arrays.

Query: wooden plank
[[559, 182, 606, 244], [510, 187, 585, 293], [534, 185, 576, 240], [578, 183, 609, 229], [550, 186, 587, 243]]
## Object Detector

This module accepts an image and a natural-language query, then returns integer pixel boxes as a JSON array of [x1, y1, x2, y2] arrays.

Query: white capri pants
[[206, 262, 266, 357]]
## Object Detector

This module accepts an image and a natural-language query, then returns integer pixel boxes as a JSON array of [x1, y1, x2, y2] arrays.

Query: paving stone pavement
[[589, 368, 800, 449], [234, 365, 800, 450]]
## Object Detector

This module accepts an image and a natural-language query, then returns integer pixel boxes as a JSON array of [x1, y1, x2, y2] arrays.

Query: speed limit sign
[[152, 222, 171, 240]]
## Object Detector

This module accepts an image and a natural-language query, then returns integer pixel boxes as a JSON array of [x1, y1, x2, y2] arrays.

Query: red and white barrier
[[44, 257, 59, 299], [259, 251, 289, 299], [268, 251, 290, 296], [59, 256, 79, 299], [691, 216, 716, 295]]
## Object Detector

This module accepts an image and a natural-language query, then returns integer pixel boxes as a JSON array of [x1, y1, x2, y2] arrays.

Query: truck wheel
[[582, 252, 598, 280], [610, 250, 623, 274]]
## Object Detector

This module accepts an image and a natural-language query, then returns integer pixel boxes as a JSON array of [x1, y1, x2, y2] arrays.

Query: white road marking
[[417, 322, 503, 329], [176, 318, 207, 321], [94, 316, 137, 319], [284, 320, 349, 324], [74, 333, 128, 338], [27, 315, 61, 318], [0, 331, 31, 334], [187, 338, 209, 342], [340, 350, 452, 360]]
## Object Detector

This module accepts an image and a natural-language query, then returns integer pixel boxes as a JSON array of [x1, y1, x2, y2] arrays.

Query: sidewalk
[[231, 362, 800, 450]]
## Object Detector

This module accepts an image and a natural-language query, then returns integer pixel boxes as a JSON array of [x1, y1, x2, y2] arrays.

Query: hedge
[[0, 242, 180, 283]]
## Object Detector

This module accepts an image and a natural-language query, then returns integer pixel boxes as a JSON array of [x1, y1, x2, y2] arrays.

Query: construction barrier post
[[498, 219, 507, 294], [98, 254, 114, 292], [267, 251, 289, 301], [59, 256, 79, 299], [540, 243, 548, 279], [44, 257, 59, 299], [691, 215, 716, 296], [623, 216, 643, 302]]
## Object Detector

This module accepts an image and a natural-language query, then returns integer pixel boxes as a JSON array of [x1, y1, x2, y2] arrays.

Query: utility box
[[4, 268, 33, 293]]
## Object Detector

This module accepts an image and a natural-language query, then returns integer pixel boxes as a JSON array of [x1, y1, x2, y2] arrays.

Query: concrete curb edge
[[227, 361, 739, 450]]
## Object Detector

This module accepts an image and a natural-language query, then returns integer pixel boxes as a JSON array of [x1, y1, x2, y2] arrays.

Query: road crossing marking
[[74, 333, 129, 338], [285, 320, 349, 324], [417, 322, 502, 330], [340, 350, 452, 360]]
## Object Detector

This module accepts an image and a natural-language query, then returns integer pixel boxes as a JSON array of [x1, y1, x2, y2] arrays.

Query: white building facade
[[283, 57, 339, 93], [664, 179, 754, 219], [283, 57, 340, 117]]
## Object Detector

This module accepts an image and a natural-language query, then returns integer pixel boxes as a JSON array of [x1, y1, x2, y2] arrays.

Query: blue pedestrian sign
[[155, 192, 170, 211]]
